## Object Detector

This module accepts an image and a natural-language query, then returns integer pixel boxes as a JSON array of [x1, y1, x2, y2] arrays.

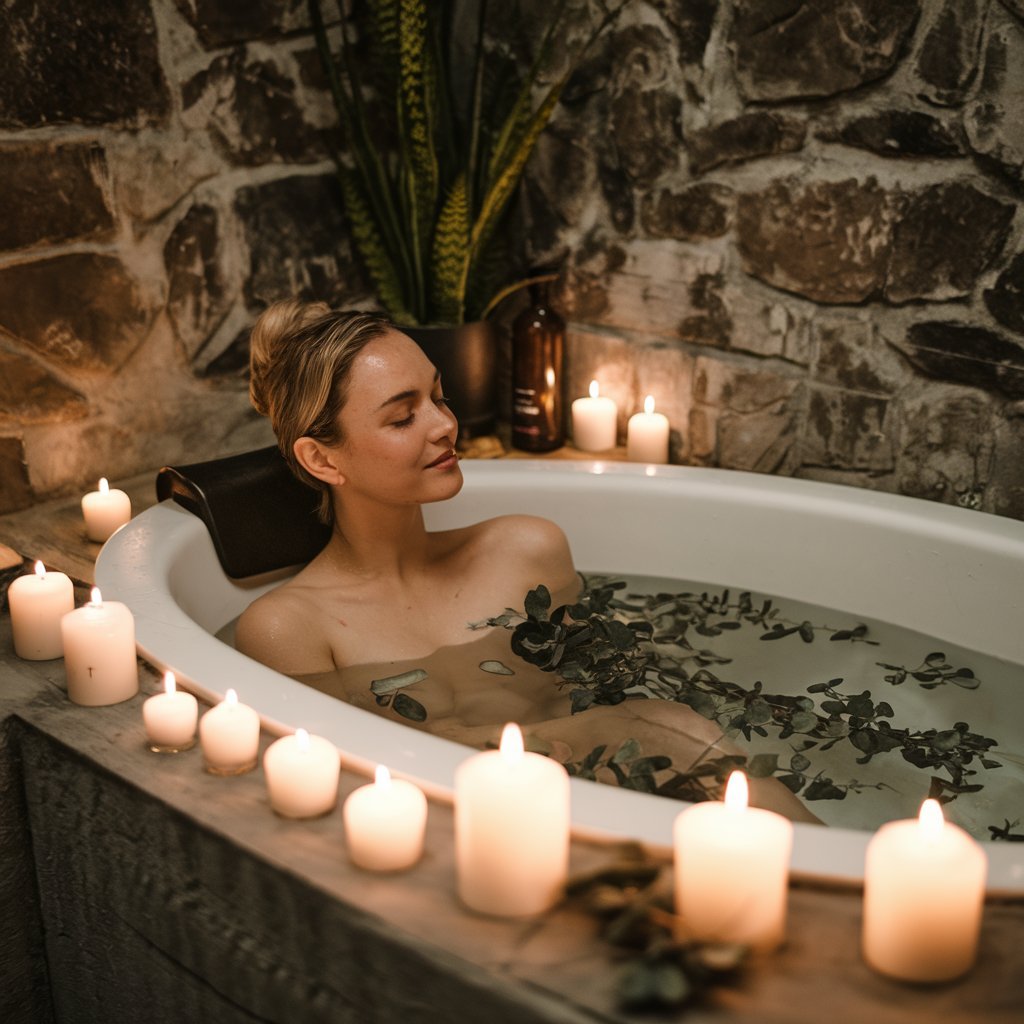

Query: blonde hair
[[249, 300, 393, 522]]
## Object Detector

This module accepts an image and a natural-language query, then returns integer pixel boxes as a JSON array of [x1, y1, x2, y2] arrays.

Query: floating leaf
[[479, 659, 515, 676], [393, 692, 428, 722], [747, 753, 779, 778], [370, 668, 427, 695], [612, 737, 641, 764]]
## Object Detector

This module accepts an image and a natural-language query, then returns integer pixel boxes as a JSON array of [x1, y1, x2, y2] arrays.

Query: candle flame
[[89, 586, 103, 607], [34, 560, 46, 580], [724, 770, 749, 811], [164, 670, 176, 695], [500, 722, 525, 764], [644, 394, 655, 415], [296, 727, 311, 751], [588, 379, 599, 399], [225, 688, 238, 705], [918, 798, 945, 841], [99, 477, 109, 494], [375, 764, 391, 787]]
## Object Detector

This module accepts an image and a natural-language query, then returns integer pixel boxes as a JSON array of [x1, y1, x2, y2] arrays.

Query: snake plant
[[308, 0, 624, 326]]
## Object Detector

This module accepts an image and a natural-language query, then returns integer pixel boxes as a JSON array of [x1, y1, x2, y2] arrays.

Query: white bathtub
[[96, 459, 1024, 893]]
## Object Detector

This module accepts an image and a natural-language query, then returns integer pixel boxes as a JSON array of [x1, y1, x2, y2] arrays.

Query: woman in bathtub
[[236, 300, 817, 823]]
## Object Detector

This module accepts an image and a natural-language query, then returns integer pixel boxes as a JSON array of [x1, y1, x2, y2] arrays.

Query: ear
[[293, 436, 346, 487]]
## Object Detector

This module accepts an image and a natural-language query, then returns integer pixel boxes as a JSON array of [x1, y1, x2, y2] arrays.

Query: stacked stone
[[0, 0, 368, 514], [524, 0, 1024, 519]]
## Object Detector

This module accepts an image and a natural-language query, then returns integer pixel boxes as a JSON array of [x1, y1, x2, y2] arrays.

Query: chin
[[425, 464, 464, 503]]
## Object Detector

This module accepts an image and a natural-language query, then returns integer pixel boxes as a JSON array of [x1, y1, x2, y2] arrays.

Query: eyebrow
[[375, 369, 441, 412]]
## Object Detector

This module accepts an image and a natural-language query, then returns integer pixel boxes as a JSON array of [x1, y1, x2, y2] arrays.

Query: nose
[[428, 395, 458, 442]]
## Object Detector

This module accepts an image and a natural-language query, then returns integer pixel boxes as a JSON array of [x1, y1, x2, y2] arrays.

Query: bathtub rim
[[95, 459, 1024, 895]]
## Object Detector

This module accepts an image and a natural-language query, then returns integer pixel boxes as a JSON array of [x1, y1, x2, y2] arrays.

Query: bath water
[[223, 573, 1023, 840]]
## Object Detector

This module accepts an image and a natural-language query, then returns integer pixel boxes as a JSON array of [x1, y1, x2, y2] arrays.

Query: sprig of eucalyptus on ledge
[[566, 843, 746, 1012], [474, 576, 1000, 804]]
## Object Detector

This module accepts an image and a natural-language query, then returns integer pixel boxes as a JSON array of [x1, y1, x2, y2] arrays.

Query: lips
[[425, 448, 457, 469]]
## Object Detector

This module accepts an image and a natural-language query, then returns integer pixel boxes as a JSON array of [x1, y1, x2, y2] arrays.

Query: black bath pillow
[[156, 446, 332, 579]]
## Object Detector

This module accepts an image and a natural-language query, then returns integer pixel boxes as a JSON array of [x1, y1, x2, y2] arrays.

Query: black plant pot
[[402, 321, 498, 438]]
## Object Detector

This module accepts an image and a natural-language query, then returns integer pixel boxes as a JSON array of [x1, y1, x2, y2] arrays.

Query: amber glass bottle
[[511, 278, 565, 452]]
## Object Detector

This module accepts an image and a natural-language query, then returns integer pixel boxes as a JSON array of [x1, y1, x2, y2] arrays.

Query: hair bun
[[248, 299, 330, 416]]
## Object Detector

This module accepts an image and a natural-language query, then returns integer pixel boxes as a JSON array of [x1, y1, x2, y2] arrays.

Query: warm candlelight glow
[[500, 722, 525, 763], [34, 560, 46, 580], [225, 688, 238, 705], [89, 586, 103, 607], [98, 477, 110, 494], [164, 670, 176, 695], [375, 764, 391, 787], [644, 394, 655, 415], [919, 798, 945, 841], [724, 770, 749, 811], [588, 379, 599, 399], [296, 727, 311, 751]]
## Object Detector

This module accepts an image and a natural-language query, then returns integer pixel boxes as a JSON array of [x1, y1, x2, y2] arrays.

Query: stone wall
[[2, 0, 1023, 523], [526, 0, 1024, 519], [0, 0, 369, 513]]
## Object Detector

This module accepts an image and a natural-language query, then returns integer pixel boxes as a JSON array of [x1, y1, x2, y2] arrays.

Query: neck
[[324, 489, 430, 579]]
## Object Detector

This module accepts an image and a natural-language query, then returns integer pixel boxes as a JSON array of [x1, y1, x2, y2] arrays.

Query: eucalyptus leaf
[[612, 738, 642, 764], [370, 669, 428, 695], [480, 659, 515, 676], [393, 693, 428, 722]]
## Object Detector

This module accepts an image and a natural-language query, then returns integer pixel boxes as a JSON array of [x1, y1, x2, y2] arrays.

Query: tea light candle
[[82, 477, 132, 542], [627, 395, 670, 464], [455, 722, 570, 917], [863, 798, 987, 982], [142, 671, 198, 753], [263, 728, 341, 818], [60, 587, 138, 706], [571, 380, 618, 452], [199, 688, 261, 775], [343, 764, 428, 871], [9, 561, 75, 660], [673, 771, 793, 951]]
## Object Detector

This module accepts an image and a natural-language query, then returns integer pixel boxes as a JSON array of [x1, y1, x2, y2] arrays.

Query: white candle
[[863, 798, 987, 982], [60, 587, 138, 706], [627, 394, 670, 464], [142, 671, 198, 752], [263, 728, 341, 818], [571, 380, 618, 452], [82, 477, 132, 542], [199, 688, 261, 775], [673, 771, 793, 951], [455, 722, 570, 917], [343, 764, 428, 872], [9, 560, 75, 660]]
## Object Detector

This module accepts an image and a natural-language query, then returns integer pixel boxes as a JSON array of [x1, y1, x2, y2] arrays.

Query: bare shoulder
[[472, 514, 578, 601], [235, 583, 334, 676]]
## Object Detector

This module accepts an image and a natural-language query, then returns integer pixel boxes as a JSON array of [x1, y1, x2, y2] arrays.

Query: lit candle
[[82, 477, 132, 543], [863, 798, 987, 982], [8, 560, 75, 660], [263, 728, 341, 818], [343, 764, 428, 872], [142, 671, 198, 753], [626, 395, 670, 464], [673, 771, 793, 951], [59, 587, 138, 706], [571, 380, 618, 452], [198, 688, 261, 775], [455, 722, 570, 917]]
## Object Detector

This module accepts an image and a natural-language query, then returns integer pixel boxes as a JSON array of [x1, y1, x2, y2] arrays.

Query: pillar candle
[[673, 771, 793, 951], [863, 798, 987, 982], [263, 728, 341, 818], [8, 561, 75, 660], [343, 765, 428, 872], [455, 722, 570, 917], [571, 380, 618, 452], [199, 688, 261, 775], [82, 477, 132, 542], [60, 587, 138, 706], [626, 395, 670, 464], [142, 671, 198, 752]]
